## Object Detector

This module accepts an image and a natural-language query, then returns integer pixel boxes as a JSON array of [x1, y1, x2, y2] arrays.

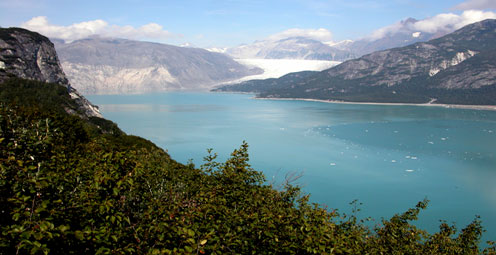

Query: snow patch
[[325, 39, 353, 49], [412, 32, 421, 38], [206, 47, 228, 53], [230, 58, 340, 82]]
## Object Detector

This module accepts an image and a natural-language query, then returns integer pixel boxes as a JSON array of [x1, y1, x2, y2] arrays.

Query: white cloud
[[367, 10, 496, 40], [453, 0, 496, 10], [21, 16, 178, 43], [368, 20, 409, 40], [412, 10, 496, 33], [267, 28, 333, 42]]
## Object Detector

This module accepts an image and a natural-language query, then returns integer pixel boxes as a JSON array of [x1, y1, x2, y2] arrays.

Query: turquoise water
[[88, 92, 496, 241]]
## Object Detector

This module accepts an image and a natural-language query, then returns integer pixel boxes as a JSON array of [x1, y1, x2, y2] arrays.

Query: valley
[[2, 4, 496, 253]]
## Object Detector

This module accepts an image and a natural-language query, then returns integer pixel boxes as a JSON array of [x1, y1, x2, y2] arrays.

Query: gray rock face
[[325, 19, 496, 90], [0, 28, 69, 85], [0, 27, 101, 117], [325, 45, 480, 88], [55, 38, 261, 94]]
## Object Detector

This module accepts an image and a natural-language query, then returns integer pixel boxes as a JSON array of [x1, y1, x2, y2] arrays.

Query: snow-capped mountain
[[223, 18, 443, 62], [227, 37, 355, 61], [225, 14, 484, 63], [324, 40, 354, 50]]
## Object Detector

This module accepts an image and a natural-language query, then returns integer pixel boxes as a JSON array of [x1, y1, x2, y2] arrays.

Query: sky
[[0, 0, 495, 48]]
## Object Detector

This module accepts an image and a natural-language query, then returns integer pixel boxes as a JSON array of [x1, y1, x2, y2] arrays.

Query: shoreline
[[255, 97, 496, 111]]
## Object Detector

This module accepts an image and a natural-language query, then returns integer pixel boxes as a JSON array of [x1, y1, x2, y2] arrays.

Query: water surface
[[89, 92, 496, 241]]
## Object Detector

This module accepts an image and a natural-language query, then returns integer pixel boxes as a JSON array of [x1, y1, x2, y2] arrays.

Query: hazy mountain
[[325, 40, 354, 50], [227, 37, 355, 61], [54, 37, 261, 94], [225, 17, 459, 63], [215, 19, 496, 106]]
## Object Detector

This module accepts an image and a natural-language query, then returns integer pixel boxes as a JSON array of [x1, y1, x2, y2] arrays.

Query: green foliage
[[1, 79, 494, 254], [0, 78, 78, 115]]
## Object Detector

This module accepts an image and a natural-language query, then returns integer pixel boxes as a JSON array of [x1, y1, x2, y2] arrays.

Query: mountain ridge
[[55, 37, 262, 94], [215, 19, 496, 106], [227, 36, 354, 61], [224, 17, 444, 62]]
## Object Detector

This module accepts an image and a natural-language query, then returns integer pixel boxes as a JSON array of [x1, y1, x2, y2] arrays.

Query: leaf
[[58, 225, 70, 232], [74, 231, 84, 240], [200, 239, 207, 245], [187, 228, 195, 237], [184, 246, 193, 253]]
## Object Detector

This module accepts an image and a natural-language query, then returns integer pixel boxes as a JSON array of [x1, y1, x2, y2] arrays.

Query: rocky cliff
[[54, 38, 261, 94], [216, 19, 496, 105], [0, 27, 101, 117]]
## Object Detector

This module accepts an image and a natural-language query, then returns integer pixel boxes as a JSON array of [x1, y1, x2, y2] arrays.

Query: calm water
[[88, 92, 496, 241]]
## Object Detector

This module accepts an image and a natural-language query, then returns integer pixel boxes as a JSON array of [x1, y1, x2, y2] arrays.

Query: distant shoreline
[[255, 96, 496, 111]]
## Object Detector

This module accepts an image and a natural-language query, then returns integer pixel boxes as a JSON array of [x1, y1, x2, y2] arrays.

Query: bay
[[88, 92, 496, 242]]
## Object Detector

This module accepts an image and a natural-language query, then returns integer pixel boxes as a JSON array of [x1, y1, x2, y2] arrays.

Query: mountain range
[[225, 18, 443, 62], [214, 19, 496, 106], [226, 36, 354, 61], [47, 16, 473, 95], [54, 37, 261, 94]]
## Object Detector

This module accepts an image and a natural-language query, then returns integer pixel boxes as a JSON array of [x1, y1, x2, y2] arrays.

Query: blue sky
[[1, 0, 495, 47]]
